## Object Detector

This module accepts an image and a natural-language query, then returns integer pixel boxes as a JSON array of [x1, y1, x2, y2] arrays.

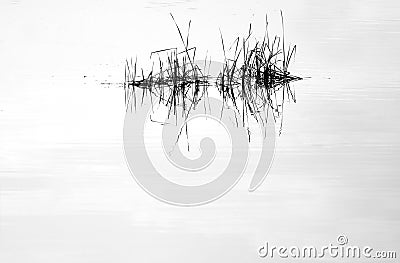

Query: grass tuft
[[124, 13, 302, 140]]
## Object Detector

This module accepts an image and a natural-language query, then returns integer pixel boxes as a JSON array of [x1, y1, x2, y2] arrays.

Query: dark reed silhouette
[[124, 12, 302, 141]]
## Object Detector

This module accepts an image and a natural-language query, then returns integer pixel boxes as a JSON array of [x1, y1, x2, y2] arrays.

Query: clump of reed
[[124, 12, 302, 138]]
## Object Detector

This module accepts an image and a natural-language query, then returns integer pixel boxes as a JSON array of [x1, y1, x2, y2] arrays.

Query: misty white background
[[1, 0, 399, 262]]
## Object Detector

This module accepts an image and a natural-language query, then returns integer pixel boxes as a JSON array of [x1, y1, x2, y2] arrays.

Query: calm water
[[0, 0, 399, 262]]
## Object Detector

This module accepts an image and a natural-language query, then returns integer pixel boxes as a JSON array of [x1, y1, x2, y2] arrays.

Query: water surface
[[0, 0, 399, 262]]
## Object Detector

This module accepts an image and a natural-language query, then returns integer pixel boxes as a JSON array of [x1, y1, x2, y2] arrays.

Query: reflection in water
[[0, 0, 400, 262]]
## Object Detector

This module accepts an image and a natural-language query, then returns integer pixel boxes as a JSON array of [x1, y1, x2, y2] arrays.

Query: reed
[[124, 13, 302, 139]]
